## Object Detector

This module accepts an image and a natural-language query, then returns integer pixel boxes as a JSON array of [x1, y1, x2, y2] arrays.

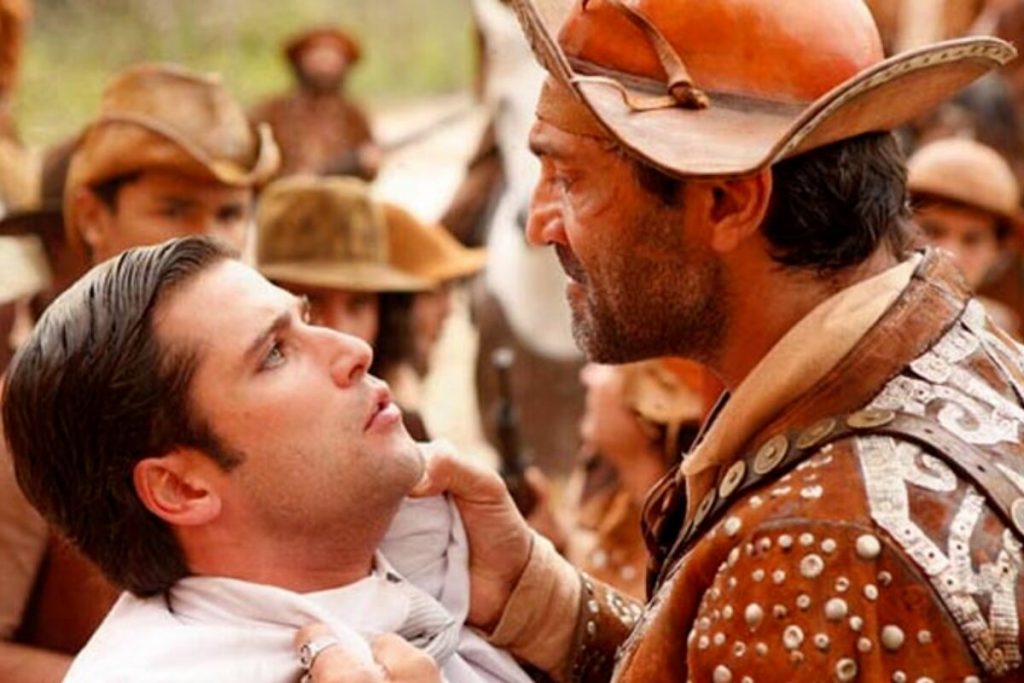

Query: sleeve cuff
[[486, 532, 582, 676]]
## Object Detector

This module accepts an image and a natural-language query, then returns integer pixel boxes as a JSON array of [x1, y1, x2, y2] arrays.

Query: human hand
[[410, 442, 533, 631], [294, 624, 439, 683]]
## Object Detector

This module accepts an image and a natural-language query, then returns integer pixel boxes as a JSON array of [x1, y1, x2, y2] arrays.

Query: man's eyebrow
[[528, 135, 559, 159], [244, 306, 293, 364], [156, 195, 200, 209]]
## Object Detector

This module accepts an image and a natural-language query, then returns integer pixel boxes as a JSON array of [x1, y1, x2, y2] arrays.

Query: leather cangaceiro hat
[[907, 137, 1023, 233], [256, 175, 430, 293], [64, 63, 281, 259], [511, 0, 1016, 179], [383, 203, 487, 284]]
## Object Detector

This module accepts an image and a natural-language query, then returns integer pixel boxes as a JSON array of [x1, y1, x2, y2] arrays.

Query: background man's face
[[83, 170, 253, 263], [526, 120, 726, 364], [276, 281, 380, 344], [298, 42, 348, 91], [916, 202, 1001, 289], [155, 260, 423, 541], [410, 285, 452, 376]]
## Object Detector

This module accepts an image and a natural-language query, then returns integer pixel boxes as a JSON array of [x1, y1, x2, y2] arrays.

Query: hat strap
[[583, 0, 710, 110]]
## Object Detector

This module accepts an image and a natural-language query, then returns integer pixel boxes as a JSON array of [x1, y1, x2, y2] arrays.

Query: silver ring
[[299, 635, 341, 671]]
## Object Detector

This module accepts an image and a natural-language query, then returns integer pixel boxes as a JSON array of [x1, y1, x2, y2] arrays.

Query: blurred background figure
[[0, 138, 78, 314], [257, 175, 486, 441], [526, 359, 719, 599], [0, 0, 28, 143], [374, 203, 486, 440], [251, 27, 380, 181], [65, 63, 278, 265], [257, 175, 428, 343], [907, 137, 1024, 335], [443, 0, 586, 482], [0, 234, 46, 372], [865, 0, 993, 54]]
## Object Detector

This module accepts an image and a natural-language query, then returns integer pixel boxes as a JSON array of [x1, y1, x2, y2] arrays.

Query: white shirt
[[64, 497, 531, 683]]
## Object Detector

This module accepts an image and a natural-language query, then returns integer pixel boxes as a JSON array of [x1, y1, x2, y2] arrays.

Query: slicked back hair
[[2, 236, 241, 596]]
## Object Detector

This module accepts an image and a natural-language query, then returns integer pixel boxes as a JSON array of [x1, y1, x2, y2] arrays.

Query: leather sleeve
[[487, 533, 641, 682], [684, 518, 982, 683]]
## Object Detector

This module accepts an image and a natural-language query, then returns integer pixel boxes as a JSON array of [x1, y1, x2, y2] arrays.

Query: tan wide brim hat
[[907, 137, 1024, 231], [384, 203, 487, 284], [510, 0, 1016, 179], [64, 63, 281, 260], [259, 260, 428, 293], [257, 175, 430, 293]]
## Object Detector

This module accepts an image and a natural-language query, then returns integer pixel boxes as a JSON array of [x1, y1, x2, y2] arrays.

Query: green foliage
[[14, 0, 474, 147]]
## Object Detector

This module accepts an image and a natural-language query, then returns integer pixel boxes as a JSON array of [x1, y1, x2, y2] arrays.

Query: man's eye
[[161, 206, 188, 220], [555, 175, 575, 192], [261, 343, 286, 370]]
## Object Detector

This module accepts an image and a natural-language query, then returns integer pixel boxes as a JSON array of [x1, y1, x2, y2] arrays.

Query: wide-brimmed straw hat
[[65, 63, 281, 259], [510, 0, 1016, 179], [257, 175, 430, 293], [907, 137, 1023, 233], [383, 203, 487, 284], [284, 27, 361, 69]]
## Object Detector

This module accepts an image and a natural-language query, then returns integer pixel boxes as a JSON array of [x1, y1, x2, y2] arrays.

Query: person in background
[[0, 61, 279, 683], [256, 175, 428, 346], [257, 175, 487, 441], [556, 359, 713, 599], [374, 203, 487, 440], [251, 27, 381, 181], [907, 137, 1024, 335]]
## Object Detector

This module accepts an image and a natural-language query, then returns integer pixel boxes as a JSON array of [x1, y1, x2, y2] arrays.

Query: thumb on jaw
[[410, 441, 506, 502]]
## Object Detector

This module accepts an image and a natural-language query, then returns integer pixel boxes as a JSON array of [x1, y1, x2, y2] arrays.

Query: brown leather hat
[[64, 63, 281, 258], [256, 175, 429, 293], [383, 203, 487, 283], [512, 0, 1015, 179], [285, 27, 361, 69], [908, 137, 1023, 230]]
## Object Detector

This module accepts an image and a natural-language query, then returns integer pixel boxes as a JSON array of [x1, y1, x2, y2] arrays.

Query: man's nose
[[525, 181, 565, 247], [318, 328, 373, 387]]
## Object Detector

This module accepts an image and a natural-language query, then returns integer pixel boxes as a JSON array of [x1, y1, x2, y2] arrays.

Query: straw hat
[[510, 0, 1015, 179], [285, 27, 361, 70], [907, 137, 1022, 230], [620, 357, 714, 460], [256, 175, 430, 293], [383, 203, 487, 284], [64, 63, 281, 259]]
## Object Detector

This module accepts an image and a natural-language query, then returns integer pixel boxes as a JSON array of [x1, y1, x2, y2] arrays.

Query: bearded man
[[350, 1, 1024, 682]]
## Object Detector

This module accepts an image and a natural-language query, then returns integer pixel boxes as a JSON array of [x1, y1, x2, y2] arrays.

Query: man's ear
[[72, 187, 111, 256], [133, 450, 223, 528], [698, 168, 773, 254]]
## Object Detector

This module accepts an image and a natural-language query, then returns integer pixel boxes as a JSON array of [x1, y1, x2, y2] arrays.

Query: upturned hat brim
[[512, 0, 1017, 178], [260, 260, 431, 294]]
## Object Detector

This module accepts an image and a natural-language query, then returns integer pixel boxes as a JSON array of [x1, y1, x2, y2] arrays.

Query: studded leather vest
[[566, 251, 1024, 682]]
